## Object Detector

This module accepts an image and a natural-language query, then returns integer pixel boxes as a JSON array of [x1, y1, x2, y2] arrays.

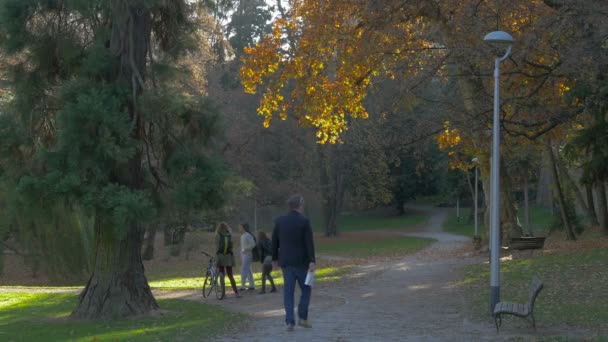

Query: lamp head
[[483, 31, 514, 44], [484, 31, 513, 59], [472, 157, 479, 163]]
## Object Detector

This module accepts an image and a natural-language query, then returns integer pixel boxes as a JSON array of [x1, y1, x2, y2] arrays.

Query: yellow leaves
[[558, 82, 571, 96], [437, 121, 462, 150], [240, 0, 438, 144]]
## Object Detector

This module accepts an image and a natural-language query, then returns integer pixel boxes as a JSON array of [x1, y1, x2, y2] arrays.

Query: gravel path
[[184, 206, 592, 342], [0, 206, 597, 341]]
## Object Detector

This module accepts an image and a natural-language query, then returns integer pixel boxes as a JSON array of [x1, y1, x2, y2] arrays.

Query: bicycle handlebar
[[201, 251, 212, 257]]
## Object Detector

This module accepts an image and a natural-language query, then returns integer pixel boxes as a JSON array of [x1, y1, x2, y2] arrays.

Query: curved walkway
[[195, 207, 554, 341]]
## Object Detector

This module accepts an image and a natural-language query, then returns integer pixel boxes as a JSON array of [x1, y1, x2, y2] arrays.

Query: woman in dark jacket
[[257, 231, 276, 294], [215, 222, 240, 298]]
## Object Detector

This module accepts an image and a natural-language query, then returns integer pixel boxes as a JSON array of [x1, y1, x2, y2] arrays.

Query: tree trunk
[[499, 167, 525, 241], [555, 153, 597, 226], [524, 176, 530, 234], [546, 142, 577, 240], [536, 148, 554, 208], [318, 145, 345, 237], [163, 224, 172, 246], [73, 4, 157, 318], [72, 219, 158, 319], [585, 184, 599, 226], [465, 169, 475, 223], [479, 157, 524, 242], [142, 224, 157, 261], [596, 182, 608, 234]]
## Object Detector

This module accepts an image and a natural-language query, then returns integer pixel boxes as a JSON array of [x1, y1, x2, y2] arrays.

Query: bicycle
[[201, 251, 225, 300]]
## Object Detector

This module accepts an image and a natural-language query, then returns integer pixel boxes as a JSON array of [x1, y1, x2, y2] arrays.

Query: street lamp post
[[484, 31, 513, 315], [471, 158, 480, 249]]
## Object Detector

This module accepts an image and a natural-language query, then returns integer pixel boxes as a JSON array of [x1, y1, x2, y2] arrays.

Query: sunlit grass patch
[[0, 292, 242, 342], [460, 248, 608, 330], [148, 265, 352, 290], [317, 236, 435, 258]]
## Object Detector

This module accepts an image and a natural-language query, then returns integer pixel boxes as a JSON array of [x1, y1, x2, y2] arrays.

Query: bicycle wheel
[[215, 272, 225, 300], [202, 270, 213, 298]]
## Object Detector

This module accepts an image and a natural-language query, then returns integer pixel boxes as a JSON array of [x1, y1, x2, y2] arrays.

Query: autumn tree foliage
[[241, 0, 435, 144], [241, 0, 607, 238]]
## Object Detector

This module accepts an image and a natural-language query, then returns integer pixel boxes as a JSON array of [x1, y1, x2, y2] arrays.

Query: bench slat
[[507, 237, 546, 250], [494, 276, 544, 332]]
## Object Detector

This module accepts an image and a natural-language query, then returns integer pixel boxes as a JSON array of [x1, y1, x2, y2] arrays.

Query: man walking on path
[[272, 194, 316, 331]]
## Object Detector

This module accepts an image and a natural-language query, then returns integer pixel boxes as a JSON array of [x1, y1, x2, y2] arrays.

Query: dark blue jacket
[[272, 210, 316, 268]]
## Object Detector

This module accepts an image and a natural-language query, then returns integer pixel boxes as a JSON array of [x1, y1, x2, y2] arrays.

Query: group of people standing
[[213, 194, 316, 331], [214, 222, 277, 297]]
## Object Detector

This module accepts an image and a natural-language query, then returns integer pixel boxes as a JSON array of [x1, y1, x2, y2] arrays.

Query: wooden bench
[[507, 237, 546, 250], [493, 276, 544, 332]]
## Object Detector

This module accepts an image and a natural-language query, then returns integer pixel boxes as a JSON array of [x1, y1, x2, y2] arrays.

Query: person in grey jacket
[[272, 195, 316, 331], [239, 222, 256, 291]]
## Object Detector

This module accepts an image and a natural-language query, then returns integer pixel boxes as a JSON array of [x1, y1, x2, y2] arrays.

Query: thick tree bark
[[73, 220, 158, 319], [73, 4, 157, 318], [546, 142, 577, 240], [478, 157, 524, 242], [318, 145, 345, 237], [142, 224, 157, 261], [499, 167, 525, 241]]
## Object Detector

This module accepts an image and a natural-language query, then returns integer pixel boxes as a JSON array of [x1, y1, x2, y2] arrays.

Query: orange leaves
[[241, 37, 281, 94], [437, 121, 474, 171], [437, 121, 462, 151], [240, 0, 437, 144]]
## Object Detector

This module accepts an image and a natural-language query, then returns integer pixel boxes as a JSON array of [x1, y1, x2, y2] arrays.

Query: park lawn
[[147, 264, 352, 290], [336, 209, 427, 232], [460, 248, 608, 330], [443, 205, 554, 238], [316, 235, 436, 258], [0, 292, 242, 342], [442, 208, 484, 238]]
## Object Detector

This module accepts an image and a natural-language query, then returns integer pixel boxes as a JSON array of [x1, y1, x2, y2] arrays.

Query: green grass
[[317, 236, 435, 258], [460, 248, 608, 331], [0, 292, 242, 342], [442, 208, 483, 238], [146, 265, 352, 290], [520, 204, 553, 235], [443, 205, 554, 237], [336, 210, 427, 232]]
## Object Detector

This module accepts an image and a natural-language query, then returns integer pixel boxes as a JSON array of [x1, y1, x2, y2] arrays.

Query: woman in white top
[[239, 222, 256, 290]]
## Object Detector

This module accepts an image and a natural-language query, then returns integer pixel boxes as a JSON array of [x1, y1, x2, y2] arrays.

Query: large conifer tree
[[0, 0, 225, 318]]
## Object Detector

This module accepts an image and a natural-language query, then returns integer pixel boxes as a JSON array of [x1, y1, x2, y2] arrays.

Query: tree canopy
[[0, 0, 228, 318]]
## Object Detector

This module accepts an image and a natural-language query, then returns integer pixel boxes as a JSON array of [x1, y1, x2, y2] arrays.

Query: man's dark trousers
[[282, 265, 311, 325]]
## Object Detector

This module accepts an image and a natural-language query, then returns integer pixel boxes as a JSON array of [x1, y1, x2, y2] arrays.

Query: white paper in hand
[[305, 271, 315, 287]]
